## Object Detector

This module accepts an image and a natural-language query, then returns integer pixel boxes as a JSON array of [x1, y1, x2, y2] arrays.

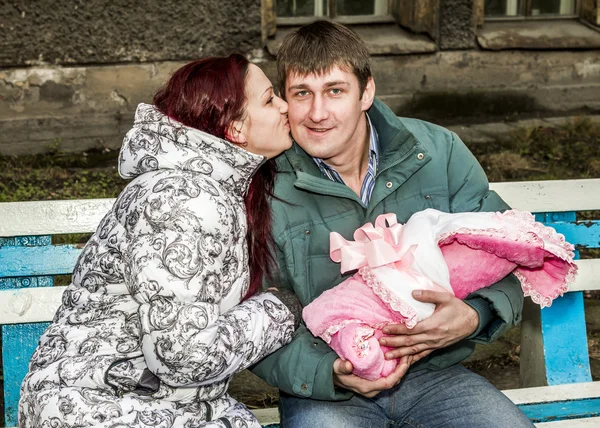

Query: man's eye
[[330, 88, 342, 95], [296, 90, 309, 97]]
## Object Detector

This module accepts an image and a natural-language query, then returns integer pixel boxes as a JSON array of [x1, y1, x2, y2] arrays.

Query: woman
[[19, 54, 300, 428]]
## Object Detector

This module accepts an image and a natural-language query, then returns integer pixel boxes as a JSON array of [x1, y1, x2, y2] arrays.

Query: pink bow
[[330, 213, 416, 273]]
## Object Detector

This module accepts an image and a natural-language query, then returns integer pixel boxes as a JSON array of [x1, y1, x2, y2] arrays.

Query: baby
[[303, 209, 577, 380]]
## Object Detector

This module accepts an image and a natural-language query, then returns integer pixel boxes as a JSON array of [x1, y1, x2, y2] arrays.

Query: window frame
[[483, 0, 581, 21], [273, 0, 394, 26], [261, 0, 439, 56]]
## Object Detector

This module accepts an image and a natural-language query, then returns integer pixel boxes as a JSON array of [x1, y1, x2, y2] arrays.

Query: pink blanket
[[303, 209, 577, 380]]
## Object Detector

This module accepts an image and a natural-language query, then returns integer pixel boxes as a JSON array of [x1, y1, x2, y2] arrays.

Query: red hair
[[153, 55, 277, 300]]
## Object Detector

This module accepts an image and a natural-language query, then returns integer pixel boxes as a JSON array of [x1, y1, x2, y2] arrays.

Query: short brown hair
[[277, 20, 372, 98]]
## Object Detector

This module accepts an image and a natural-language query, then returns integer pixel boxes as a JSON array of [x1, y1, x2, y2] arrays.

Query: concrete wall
[[1, 1, 599, 155], [3, 49, 599, 155], [0, 0, 261, 66], [439, 0, 475, 49]]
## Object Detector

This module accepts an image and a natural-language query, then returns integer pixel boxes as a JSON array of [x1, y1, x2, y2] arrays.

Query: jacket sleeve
[[446, 131, 523, 342], [250, 241, 352, 401], [124, 185, 295, 388]]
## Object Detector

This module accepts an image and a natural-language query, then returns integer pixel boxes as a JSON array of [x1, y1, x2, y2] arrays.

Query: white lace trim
[[359, 267, 418, 329], [438, 210, 576, 264], [514, 263, 577, 308], [438, 209, 577, 308]]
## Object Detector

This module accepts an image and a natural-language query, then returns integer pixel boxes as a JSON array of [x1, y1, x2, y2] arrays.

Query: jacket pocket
[[287, 235, 311, 305]]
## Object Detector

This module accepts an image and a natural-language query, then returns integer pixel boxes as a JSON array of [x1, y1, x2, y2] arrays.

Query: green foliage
[[0, 149, 125, 202], [470, 117, 600, 183], [0, 118, 598, 201]]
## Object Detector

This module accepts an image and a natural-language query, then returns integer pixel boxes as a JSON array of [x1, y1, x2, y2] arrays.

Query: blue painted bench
[[1, 179, 599, 427]]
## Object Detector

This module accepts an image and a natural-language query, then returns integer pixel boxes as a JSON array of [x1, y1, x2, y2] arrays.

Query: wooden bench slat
[[569, 259, 600, 292], [252, 408, 280, 425], [490, 179, 600, 212], [536, 418, 600, 427], [0, 179, 597, 238], [1, 235, 55, 426], [0, 286, 67, 325], [1, 247, 597, 288], [519, 397, 600, 424], [1, 259, 597, 325], [550, 221, 600, 249], [541, 292, 593, 385], [0, 245, 82, 277], [503, 382, 600, 405], [2, 323, 50, 427], [0, 199, 114, 237]]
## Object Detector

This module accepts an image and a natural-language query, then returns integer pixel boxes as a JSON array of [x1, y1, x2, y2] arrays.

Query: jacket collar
[[119, 103, 265, 196]]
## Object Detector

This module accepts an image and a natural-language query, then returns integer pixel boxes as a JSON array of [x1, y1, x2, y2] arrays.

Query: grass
[[0, 148, 125, 203], [0, 117, 598, 205], [471, 117, 600, 182]]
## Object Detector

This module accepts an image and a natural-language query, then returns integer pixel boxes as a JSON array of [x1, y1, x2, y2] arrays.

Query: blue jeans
[[279, 365, 534, 428]]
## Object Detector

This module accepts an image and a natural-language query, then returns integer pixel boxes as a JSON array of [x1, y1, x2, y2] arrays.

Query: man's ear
[[361, 77, 376, 111], [225, 120, 247, 145]]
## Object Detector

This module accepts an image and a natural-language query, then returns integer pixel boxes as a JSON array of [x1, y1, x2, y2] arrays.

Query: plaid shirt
[[312, 113, 379, 206]]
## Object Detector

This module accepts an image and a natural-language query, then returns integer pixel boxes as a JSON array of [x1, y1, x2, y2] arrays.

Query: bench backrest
[[1, 179, 600, 427]]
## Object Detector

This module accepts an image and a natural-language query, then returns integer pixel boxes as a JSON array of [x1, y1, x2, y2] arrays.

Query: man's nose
[[308, 96, 329, 123]]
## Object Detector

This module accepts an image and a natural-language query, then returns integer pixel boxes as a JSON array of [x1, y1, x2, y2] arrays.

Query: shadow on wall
[[397, 91, 543, 124]]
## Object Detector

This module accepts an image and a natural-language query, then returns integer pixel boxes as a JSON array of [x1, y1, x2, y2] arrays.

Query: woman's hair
[[153, 54, 277, 301]]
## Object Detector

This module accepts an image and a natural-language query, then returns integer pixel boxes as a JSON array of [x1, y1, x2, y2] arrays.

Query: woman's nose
[[276, 96, 288, 114]]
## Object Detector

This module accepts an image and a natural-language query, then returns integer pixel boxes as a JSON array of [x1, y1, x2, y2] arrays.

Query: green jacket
[[251, 98, 523, 401]]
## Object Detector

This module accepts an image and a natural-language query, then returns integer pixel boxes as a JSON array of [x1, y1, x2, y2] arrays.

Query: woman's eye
[[266, 96, 274, 104]]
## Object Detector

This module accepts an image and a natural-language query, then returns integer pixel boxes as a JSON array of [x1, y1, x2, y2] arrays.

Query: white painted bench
[[1, 178, 599, 427]]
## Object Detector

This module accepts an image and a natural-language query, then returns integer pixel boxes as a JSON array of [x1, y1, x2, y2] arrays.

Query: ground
[[0, 117, 599, 412]]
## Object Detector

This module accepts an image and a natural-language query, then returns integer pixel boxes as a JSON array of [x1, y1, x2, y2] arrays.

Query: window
[[276, 0, 391, 24], [476, 0, 600, 50], [261, 0, 439, 56], [484, 0, 578, 19]]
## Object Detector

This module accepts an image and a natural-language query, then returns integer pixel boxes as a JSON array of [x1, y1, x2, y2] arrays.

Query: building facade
[[1, 0, 599, 154]]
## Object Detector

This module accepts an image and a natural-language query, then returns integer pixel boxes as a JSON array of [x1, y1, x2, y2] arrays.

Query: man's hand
[[332, 355, 412, 398], [379, 290, 479, 361]]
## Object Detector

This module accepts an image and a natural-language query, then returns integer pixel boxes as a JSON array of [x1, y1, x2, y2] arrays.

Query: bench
[[1, 178, 599, 427]]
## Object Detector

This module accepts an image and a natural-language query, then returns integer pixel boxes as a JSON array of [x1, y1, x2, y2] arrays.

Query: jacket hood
[[119, 103, 265, 196]]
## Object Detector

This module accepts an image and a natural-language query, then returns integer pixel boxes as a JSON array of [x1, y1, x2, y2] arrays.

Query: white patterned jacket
[[19, 104, 295, 424]]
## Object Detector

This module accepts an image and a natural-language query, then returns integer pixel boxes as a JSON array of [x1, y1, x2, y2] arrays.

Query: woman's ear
[[225, 120, 247, 146]]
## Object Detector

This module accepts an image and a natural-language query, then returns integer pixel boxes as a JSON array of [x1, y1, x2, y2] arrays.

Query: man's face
[[284, 66, 375, 161]]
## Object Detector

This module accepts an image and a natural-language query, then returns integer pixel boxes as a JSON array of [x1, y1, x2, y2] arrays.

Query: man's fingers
[[332, 358, 354, 375], [379, 332, 429, 348], [412, 349, 433, 363], [373, 357, 408, 390], [382, 323, 414, 335], [384, 343, 431, 360], [411, 289, 452, 304]]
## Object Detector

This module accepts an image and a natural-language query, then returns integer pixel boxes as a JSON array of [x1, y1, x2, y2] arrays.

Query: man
[[252, 20, 533, 427]]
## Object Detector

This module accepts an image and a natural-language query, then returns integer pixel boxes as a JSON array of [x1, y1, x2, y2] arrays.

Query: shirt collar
[[311, 112, 379, 175]]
